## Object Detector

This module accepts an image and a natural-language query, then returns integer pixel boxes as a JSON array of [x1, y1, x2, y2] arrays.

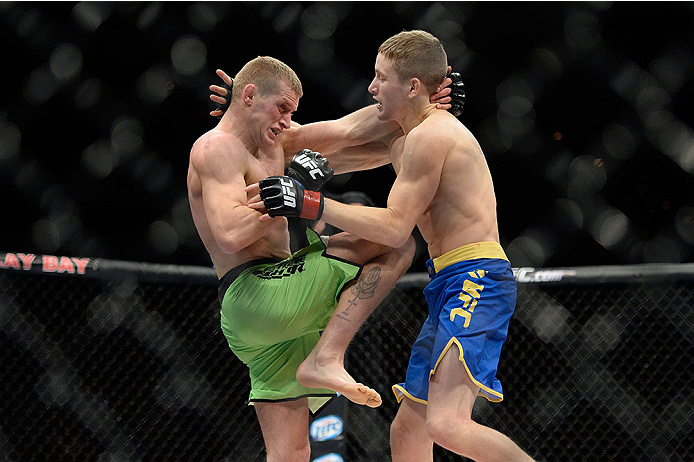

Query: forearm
[[320, 141, 392, 175], [321, 199, 412, 248], [215, 205, 275, 254], [284, 105, 400, 158], [338, 105, 400, 146]]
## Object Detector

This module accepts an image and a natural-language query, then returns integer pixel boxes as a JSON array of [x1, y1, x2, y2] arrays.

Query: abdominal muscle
[[417, 187, 500, 260]]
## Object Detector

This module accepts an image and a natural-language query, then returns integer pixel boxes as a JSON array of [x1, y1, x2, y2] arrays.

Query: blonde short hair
[[231, 56, 303, 102], [378, 30, 447, 94]]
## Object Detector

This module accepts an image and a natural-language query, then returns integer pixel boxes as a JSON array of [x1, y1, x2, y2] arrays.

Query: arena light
[[297, 36, 335, 67], [170, 35, 207, 77], [591, 206, 629, 250], [110, 116, 145, 161], [136, 1, 162, 31], [564, 11, 603, 52], [72, 1, 111, 32], [676, 206, 694, 244], [642, 236, 685, 263], [74, 77, 104, 110], [81, 139, 114, 179], [648, 52, 689, 95], [31, 218, 61, 253], [23, 67, 58, 105], [300, 3, 339, 40], [147, 220, 180, 256], [270, 3, 303, 34], [601, 123, 637, 160], [49, 42, 83, 82], [0, 121, 21, 162]]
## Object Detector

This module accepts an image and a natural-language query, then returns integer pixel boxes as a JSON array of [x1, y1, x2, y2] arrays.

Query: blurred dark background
[[1, 1, 694, 272]]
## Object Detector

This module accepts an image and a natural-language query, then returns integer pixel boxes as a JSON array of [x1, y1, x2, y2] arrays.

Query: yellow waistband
[[431, 241, 508, 274]]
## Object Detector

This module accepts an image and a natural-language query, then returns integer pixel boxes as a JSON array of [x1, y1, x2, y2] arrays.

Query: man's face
[[368, 53, 408, 121], [254, 80, 299, 147]]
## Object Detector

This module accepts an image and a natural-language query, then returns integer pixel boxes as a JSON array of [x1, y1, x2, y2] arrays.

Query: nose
[[368, 78, 377, 95], [280, 113, 291, 129]]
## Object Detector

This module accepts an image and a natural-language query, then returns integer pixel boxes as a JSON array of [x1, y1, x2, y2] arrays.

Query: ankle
[[313, 350, 344, 367]]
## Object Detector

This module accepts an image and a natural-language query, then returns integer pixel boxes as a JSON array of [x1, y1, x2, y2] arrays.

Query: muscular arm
[[320, 138, 395, 174], [192, 135, 270, 254], [320, 128, 445, 247], [281, 105, 400, 174]]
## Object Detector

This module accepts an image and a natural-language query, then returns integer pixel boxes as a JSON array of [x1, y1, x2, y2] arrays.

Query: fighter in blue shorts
[[255, 30, 536, 461], [392, 242, 516, 405]]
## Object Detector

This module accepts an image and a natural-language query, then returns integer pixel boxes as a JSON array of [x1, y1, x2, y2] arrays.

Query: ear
[[242, 84, 257, 106], [408, 78, 422, 98]]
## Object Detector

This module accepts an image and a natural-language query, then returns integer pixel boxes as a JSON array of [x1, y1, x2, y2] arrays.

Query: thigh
[[427, 342, 478, 420], [254, 398, 310, 455], [223, 251, 359, 346]]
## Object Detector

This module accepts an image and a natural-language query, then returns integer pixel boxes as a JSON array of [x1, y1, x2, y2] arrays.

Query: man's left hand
[[430, 66, 466, 117], [286, 149, 334, 191]]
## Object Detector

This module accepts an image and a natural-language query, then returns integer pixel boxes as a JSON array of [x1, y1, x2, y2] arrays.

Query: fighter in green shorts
[[219, 229, 361, 414]]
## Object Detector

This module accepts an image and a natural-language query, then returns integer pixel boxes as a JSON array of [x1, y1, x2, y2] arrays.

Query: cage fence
[[1, 253, 693, 462]]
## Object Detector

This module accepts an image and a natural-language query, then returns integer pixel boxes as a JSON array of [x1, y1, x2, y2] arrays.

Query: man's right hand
[[209, 69, 232, 118], [253, 176, 325, 220]]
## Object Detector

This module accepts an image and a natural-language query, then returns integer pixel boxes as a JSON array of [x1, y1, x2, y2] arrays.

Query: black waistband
[[218, 258, 281, 304]]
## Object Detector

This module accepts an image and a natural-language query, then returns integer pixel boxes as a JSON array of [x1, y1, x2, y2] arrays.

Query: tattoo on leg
[[335, 267, 382, 323]]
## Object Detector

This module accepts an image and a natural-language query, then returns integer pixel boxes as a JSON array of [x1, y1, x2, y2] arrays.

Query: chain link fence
[[1, 254, 693, 461]]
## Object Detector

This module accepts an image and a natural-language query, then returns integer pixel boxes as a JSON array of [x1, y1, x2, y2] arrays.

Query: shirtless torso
[[188, 128, 291, 279], [385, 109, 500, 259]]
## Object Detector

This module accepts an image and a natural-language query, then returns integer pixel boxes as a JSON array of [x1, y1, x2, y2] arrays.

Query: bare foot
[[297, 354, 382, 408]]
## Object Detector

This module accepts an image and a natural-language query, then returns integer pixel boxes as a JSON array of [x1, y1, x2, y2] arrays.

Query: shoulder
[[403, 113, 450, 150], [191, 129, 248, 174], [409, 112, 477, 152]]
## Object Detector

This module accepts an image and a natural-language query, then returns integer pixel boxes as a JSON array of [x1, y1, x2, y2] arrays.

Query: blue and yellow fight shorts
[[392, 241, 516, 404]]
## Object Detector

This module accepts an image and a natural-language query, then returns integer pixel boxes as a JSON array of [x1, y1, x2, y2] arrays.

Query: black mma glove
[[259, 175, 324, 220], [213, 79, 233, 119], [286, 149, 334, 191], [447, 72, 466, 117]]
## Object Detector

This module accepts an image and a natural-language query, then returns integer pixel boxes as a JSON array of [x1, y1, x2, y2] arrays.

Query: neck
[[397, 101, 438, 134], [218, 106, 259, 155]]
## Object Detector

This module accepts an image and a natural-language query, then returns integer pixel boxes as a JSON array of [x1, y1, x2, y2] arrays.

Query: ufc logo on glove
[[280, 177, 297, 207], [294, 152, 325, 180]]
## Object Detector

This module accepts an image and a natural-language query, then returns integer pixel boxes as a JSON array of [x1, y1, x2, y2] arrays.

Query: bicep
[[201, 172, 246, 230], [387, 149, 443, 227], [194, 142, 249, 235]]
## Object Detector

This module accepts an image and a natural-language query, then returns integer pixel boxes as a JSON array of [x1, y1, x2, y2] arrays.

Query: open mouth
[[270, 128, 280, 137]]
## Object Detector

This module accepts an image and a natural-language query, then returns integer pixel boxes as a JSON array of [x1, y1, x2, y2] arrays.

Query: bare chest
[[246, 148, 285, 184]]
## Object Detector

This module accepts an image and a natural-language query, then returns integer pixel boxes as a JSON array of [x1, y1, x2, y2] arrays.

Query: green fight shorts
[[219, 229, 362, 414]]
